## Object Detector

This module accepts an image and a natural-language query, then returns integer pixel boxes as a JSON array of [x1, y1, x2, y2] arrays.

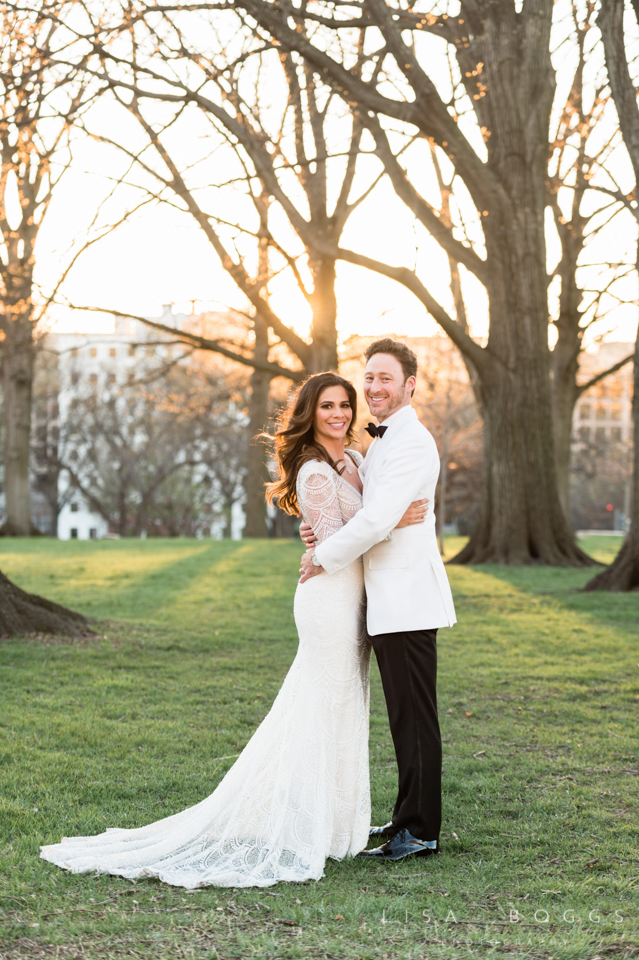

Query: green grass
[[0, 535, 637, 960]]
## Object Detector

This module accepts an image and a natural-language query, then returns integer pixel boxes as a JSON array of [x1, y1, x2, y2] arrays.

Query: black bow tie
[[365, 422, 388, 439]]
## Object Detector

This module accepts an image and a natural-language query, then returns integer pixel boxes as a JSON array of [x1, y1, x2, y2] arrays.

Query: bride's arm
[[296, 464, 343, 574], [312, 434, 434, 576]]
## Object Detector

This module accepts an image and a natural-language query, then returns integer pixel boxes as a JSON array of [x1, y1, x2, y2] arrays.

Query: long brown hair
[[265, 372, 358, 516]]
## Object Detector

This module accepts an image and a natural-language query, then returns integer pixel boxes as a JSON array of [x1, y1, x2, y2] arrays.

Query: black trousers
[[371, 628, 441, 842]]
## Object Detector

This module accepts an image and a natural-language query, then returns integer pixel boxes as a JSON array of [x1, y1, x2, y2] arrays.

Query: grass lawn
[[0, 535, 637, 960]]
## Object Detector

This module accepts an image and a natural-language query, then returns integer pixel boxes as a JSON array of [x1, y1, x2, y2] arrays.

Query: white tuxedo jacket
[[315, 404, 456, 637]]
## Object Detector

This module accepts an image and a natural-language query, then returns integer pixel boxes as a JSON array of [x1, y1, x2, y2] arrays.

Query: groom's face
[[363, 353, 415, 422]]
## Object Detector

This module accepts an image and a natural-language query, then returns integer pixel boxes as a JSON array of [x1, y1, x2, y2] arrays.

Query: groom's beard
[[367, 393, 409, 422]]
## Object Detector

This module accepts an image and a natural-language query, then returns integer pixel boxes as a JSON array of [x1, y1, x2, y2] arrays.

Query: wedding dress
[[41, 453, 371, 888]]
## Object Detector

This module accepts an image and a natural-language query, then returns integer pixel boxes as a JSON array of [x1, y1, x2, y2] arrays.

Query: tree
[[56, 360, 245, 537], [0, 1, 86, 533], [583, 0, 639, 591], [29, 340, 71, 535], [227, 0, 601, 564], [0, 1, 97, 634], [548, 1, 634, 517], [67, 4, 383, 534]]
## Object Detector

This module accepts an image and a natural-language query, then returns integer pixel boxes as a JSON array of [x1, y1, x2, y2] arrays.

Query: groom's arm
[[313, 434, 432, 575]]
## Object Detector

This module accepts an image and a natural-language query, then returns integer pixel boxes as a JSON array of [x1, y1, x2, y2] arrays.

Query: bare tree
[[216, 0, 603, 565], [62, 4, 383, 534], [584, 0, 639, 591], [548, 1, 634, 517], [57, 362, 246, 537], [0, 0, 103, 634], [0, 1, 88, 533]]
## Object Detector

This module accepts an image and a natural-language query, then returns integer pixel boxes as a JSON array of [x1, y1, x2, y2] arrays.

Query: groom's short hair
[[364, 338, 418, 383]]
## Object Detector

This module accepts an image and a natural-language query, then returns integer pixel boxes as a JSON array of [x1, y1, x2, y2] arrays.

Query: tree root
[[583, 539, 639, 591], [0, 569, 93, 638]]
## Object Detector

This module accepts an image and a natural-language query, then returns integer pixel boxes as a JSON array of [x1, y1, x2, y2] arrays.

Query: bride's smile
[[314, 386, 353, 447]]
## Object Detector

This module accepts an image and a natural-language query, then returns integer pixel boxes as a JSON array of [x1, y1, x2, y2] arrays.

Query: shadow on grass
[[455, 534, 638, 639], [0, 539, 303, 637]]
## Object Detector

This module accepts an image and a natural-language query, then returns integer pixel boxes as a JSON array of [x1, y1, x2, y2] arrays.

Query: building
[[573, 342, 634, 445], [571, 342, 634, 531], [34, 307, 248, 540]]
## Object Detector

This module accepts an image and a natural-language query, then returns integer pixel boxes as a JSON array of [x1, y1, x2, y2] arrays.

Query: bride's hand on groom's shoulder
[[395, 498, 429, 529]]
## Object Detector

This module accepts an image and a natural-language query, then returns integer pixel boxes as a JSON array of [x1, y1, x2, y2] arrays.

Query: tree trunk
[[0, 568, 92, 637], [584, 318, 639, 590], [450, 4, 592, 566], [582, 0, 639, 589], [551, 304, 581, 520], [117, 470, 128, 537], [308, 257, 339, 372], [1, 323, 35, 536], [243, 316, 271, 537], [453, 237, 592, 565], [222, 495, 233, 538]]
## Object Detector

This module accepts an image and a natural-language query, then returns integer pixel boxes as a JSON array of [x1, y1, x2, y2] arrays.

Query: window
[[71, 348, 78, 359], [611, 427, 622, 442], [578, 426, 590, 441], [90, 347, 97, 358], [146, 345, 154, 357], [579, 404, 591, 420], [595, 405, 606, 421], [595, 426, 606, 442], [108, 373, 116, 384], [129, 344, 136, 357], [89, 528, 97, 540], [70, 528, 78, 539], [89, 373, 98, 384], [70, 502, 79, 513], [610, 404, 622, 421], [71, 371, 79, 386], [109, 347, 117, 357]]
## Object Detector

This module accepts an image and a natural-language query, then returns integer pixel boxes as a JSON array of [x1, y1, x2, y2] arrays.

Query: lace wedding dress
[[41, 453, 371, 888]]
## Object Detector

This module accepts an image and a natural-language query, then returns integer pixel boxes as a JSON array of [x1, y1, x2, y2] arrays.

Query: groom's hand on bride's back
[[299, 549, 322, 583], [301, 499, 428, 544], [395, 498, 429, 528]]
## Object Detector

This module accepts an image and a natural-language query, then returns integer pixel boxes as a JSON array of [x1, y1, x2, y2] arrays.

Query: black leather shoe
[[357, 828, 439, 861], [369, 821, 394, 839]]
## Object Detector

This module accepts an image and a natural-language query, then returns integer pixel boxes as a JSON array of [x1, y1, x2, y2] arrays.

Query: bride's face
[[313, 386, 353, 445]]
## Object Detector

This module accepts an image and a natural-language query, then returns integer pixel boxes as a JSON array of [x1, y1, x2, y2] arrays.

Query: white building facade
[[48, 308, 246, 540]]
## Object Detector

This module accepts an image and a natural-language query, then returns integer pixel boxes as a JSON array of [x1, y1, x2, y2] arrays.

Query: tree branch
[[577, 353, 634, 396], [63, 304, 304, 381]]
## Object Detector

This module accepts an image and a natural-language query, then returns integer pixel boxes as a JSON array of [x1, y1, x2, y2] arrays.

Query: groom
[[299, 338, 456, 861]]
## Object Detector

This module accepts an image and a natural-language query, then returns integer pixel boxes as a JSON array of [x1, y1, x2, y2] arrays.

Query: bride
[[41, 372, 425, 888]]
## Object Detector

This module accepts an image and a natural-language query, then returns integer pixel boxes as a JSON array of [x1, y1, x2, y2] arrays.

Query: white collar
[[377, 404, 417, 434]]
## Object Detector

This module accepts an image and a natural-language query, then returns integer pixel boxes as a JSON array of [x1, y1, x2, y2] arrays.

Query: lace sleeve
[[296, 460, 344, 546]]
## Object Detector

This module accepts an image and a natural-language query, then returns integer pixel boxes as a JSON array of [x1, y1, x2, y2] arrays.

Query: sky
[[31, 0, 639, 350]]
